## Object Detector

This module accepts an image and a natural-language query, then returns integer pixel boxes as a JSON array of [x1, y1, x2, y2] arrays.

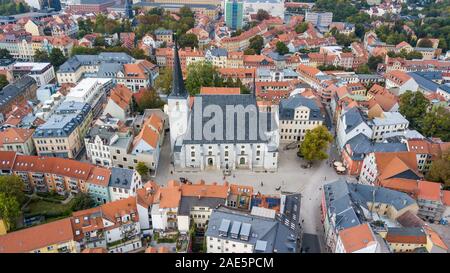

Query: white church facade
[[166, 42, 280, 172]]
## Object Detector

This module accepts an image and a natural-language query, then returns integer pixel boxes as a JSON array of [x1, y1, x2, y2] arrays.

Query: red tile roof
[[0, 218, 74, 253]]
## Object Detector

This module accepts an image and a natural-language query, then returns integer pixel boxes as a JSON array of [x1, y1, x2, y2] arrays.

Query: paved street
[[154, 133, 355, 252]]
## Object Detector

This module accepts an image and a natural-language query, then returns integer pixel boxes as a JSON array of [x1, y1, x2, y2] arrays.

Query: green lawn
[[24, 199, 75, 222]]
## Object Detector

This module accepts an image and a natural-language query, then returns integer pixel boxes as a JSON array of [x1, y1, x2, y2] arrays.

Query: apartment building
[[0, 128, 36, 155], [102, 84, 133, 121], [383, 227, 427, 253], [406, 138, 450, 173], [0, 218, 78, 253], [321, 179, 418, 252], [12, 62, 55, 87], [371, 112, 409, 142], [0, 76, 37, 118], [154, 29, 173, 44], [278, 94, 324, 143], [57, 52, 135, 84], [108, 114, 164, 175], [84, 125, 131, 167], [416, 181, 445, 223], [33, 101, 93, 159], [205, 206, 300, 253], [359, 152, 422, 186], [108, 167, 142, 202], [71, 197, 142, 253], [66, 78, 112, 118]]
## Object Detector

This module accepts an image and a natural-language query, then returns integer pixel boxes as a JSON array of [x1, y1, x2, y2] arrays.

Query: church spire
[[169, 36, 188, 98]]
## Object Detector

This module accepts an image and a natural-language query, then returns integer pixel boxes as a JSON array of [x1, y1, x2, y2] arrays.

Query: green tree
[[399, 91, 430, 130], [256, 9, 270, 21], [0, 175, 25, 204], [367, 55, 384, 71], [34, 49, 50, 62], [70, 193, 96, 212], [179, 33, 199, 49], [356, 64, 370, 74], [154, 67, 173, 95], [295, 22, 309, 34], [248, 35, 264, 54], [0, 192, 20, 230], [93, 36, 106, 47], [417, 38, 433, 48], [0, 74, 8, 90], [426, 149, 450, 188], [0, 48, 11, 59], [135, 162, 149, 177], [420, 106, 450, 141], [136, 88, 165, 112], [185, 61, 224, 95], [275, 41, 289, 55], [405, 51, 423, 60], [49, 48, 67, 69], [243, 48, 256, 55], [179, 6, 194, 18], [299, 126, 333, 164]]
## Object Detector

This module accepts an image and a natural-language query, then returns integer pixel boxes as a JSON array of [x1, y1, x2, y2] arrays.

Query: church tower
[[168, 38, 190, 151], [124, 0, 133, 19]]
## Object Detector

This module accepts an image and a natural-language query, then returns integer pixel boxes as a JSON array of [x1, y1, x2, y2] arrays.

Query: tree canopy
[[299, 126, 333, 163], [135, 162, 150, 177], [178, 33, 199, 49], [136, 88, 165, 112], [275, 41, 289, 55], [70, 193, 97, 212], [399, 91, 430, 130], [426, 149, 450, 189], [256, 9, 270, 21], [0, 48, 11, 59], [0, 175, 25, 229], [0, 74, 8, 90], [248, 35, 264, 54], [185, 61, 224, 95], [154, 67, 173, 95]]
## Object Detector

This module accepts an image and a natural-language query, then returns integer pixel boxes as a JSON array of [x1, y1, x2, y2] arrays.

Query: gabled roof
[[0, 151, 17, 170], [338, 223, 376, 253], [0, 218, 74, 253], [109, 84, 132, 110], [373, 151, 422, 181], [417, 181, 442, 202]]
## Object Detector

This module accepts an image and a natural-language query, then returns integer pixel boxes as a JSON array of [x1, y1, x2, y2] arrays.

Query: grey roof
[[168, 41, 188, 98], [58, 53, 133, 73], [279, 94, 322, 121], [438, 84, 450, 94], [266, 51, 286, 62], [154, 29, 173, 35], [344, 133, 407, 160], [341, 107, 367, 133], [97, 62, 123, 77], [178, 196, 225, 216], [0, 76, 36, 109], [85, 126, 118, 144], [33, 101, 91, 138], [182, 95, 276, 144], [206, 207, 300, 253], [323, 179, 416, 231], [209, 48, 228, 57], [109, 167, 135, 189], [111, 136, 132, 149], [387, 227, 426, 237], [408, 72, 440, 93]]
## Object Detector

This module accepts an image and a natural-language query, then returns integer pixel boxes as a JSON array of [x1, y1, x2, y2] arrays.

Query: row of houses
[[0, 177, 301, 253], [322, 179, 449, 253]]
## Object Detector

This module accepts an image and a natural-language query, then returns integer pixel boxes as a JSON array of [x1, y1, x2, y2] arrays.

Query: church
[[167, 42, 279, 172]]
